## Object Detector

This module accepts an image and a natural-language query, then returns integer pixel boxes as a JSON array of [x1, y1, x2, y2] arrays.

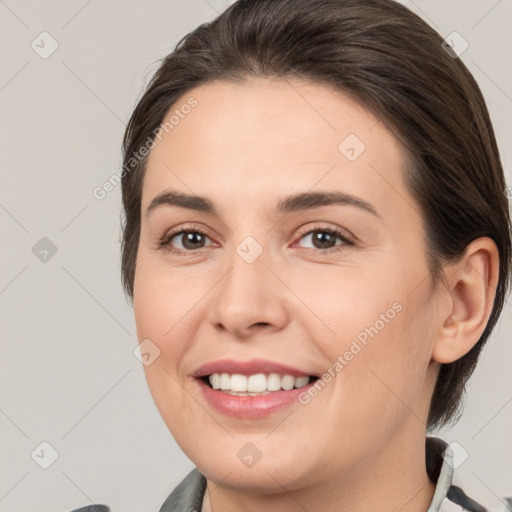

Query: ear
[[431, 237, 500, 364]]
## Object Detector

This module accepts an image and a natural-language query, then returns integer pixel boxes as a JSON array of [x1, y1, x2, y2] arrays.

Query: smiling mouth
[[198, 374, 318, 396]]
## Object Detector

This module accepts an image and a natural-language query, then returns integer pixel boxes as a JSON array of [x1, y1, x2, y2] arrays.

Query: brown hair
[[120, 0, 511, 431]]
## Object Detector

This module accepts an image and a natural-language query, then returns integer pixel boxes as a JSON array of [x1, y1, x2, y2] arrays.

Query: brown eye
[[173, 231, 204, 250], [159, 225, 215, 255], [296, 227, 353, 251]]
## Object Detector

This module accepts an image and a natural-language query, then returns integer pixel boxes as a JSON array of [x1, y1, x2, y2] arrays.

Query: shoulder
[[440, 492, 512, 512], [427, 436, 511, 512], [66, 467, 205, 512], [158, 467, 207, 512], [66, 506, 111, 512]]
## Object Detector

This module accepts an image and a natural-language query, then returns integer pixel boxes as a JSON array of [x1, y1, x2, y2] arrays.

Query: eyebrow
[[145, 189, 381, 218]]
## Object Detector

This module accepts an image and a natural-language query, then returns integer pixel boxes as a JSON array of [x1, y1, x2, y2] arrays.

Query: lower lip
[[195, 378, 317, 419]]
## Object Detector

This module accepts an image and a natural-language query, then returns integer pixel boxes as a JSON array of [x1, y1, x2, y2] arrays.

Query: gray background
[[0, 1, 511, 511]]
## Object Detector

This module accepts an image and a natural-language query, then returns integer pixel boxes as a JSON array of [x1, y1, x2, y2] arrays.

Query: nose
[[206, 241, 290, 340]]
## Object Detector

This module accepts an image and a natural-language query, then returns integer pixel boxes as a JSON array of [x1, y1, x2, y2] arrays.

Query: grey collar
[[158, 436, 470, 512]]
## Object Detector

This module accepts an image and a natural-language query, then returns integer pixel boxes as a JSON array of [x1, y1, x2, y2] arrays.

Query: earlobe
[[431, 237, 499, 364]]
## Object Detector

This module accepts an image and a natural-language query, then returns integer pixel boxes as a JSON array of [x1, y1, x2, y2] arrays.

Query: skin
[[133, 77, 499, 512]]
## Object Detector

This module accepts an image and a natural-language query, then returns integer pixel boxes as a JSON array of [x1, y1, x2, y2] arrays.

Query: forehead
[[141, 77, 414, 223]]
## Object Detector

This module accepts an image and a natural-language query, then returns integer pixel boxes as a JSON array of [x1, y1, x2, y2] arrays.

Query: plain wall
[[1, 0, 511, 510]]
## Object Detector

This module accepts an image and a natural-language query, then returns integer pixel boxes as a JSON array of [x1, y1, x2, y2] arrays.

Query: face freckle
[[132, 77, 440, 493]]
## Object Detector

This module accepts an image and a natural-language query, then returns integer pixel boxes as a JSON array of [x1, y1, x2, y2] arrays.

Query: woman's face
[[133, 77, 442, 490]]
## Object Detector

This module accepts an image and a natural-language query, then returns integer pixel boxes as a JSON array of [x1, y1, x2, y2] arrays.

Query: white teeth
[[210, 373, 220, 389], [247, 374, 267, 392], [267, 373, 281, 391], [207, 372, 312, 393], [281, 375, 295, 391], [230, 374, 247, 392], [220, 373, 230, 390], [294, 376, 310, 388]]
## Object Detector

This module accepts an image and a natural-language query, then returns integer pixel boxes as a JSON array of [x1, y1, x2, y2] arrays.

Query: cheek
[[132, 259, 194, 422], [133, 257, 203, 441], [297, 264, 404, 352], [305, 263, 434, 411], [343, 293, 434, 423], [133, 254, 206, 347]]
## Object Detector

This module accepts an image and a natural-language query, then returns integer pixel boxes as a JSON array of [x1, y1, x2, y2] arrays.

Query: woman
[[70, 0, 511, 510]]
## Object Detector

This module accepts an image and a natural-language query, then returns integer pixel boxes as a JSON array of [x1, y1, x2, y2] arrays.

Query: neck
[[201, 426, 436, 512]]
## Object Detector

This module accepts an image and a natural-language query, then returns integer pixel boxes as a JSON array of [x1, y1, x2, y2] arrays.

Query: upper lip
[[191, 358, 318, 378]]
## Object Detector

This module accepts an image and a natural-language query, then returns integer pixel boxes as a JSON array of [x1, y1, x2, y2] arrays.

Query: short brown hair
[[120, 0, 511, 430]]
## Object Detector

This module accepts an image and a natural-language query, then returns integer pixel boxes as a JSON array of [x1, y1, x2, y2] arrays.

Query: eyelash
[[158, 223, 355, 256]]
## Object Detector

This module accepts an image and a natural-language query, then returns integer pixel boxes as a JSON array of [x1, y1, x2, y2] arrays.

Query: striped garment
[[68, 437, 510, 512]]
